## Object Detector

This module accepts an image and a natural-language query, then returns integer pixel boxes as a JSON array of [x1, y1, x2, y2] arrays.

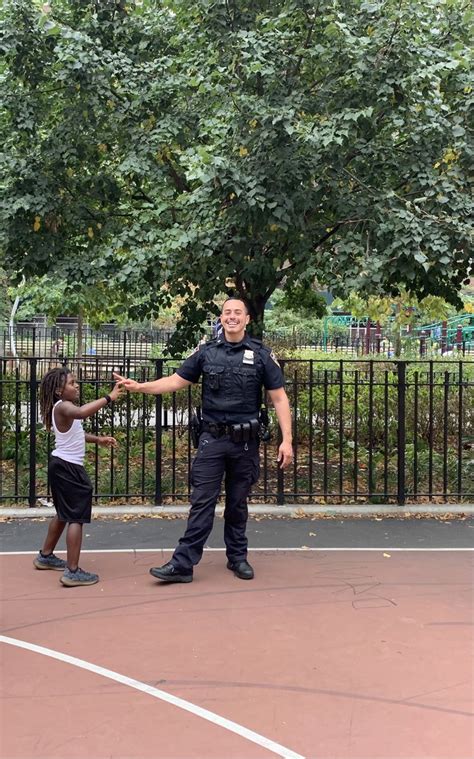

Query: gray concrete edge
[[1, 504, 473, 519]]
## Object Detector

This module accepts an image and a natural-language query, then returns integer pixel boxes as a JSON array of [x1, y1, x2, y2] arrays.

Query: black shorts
[[49, 456, 93, 524]]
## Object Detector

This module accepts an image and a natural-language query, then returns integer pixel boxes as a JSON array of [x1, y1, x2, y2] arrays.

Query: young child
[[35, 368, 121, 587]]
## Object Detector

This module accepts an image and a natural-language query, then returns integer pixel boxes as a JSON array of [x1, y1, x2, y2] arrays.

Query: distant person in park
[[34, 368, 121, 587], [114, 297, 293, 584], [50, 336, 64, 362], [212, 316, 223, 339]]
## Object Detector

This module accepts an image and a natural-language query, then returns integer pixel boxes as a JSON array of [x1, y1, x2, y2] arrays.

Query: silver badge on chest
[[242, 349, 255, 365]]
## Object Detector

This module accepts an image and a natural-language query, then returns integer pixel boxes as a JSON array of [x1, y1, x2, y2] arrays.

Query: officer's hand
[[113, 372, 140, 393], [277, 441, 293, 469]]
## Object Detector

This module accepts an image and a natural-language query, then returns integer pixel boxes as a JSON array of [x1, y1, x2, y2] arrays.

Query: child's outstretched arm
[[56, 382, 123, 422], [85, 433, 118, 447]]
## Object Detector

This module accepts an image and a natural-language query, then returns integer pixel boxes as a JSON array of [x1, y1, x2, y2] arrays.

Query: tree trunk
[[242, 292, 267, 339]]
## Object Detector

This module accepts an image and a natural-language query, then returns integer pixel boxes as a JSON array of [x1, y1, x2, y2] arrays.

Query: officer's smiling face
[[221, 299, 250, 342]]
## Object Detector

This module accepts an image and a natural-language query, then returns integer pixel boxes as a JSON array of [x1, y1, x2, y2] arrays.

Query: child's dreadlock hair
[[39, 367, 71, 431]]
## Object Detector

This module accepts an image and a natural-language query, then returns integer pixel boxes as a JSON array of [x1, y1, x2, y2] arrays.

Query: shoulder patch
[[269, 350, 280, 365]]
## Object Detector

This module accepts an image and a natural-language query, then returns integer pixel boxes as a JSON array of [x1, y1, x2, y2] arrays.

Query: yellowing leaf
[[383, 553, 391, 558], [87, 227, 94, 239], [33, 215, 41, 232], [239, 146, 248, 157]]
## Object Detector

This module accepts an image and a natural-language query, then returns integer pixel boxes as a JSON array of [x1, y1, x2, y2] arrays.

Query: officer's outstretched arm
[[113, 372, 191, 395], [267, 387, 293, 469]]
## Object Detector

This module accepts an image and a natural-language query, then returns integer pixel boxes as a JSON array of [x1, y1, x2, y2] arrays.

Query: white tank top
[[51, 400, 85, 466]]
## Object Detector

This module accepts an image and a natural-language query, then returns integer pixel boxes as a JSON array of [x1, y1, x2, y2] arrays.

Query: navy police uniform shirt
[[176, 333, 284, 423]]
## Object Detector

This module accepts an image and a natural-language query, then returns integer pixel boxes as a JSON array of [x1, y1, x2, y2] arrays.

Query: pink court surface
[[1, 547, 473, 759]]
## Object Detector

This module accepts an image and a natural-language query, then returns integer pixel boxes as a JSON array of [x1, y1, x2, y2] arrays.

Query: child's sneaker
[[33, 551, 67, 571], [60, 567, 99, 587]]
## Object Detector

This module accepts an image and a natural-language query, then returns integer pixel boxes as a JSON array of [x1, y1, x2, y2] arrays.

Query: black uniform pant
[[171, 432, 260, 573]]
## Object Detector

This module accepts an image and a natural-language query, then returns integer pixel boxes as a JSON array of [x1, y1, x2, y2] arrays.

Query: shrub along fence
[[0, 356, 473, 507]]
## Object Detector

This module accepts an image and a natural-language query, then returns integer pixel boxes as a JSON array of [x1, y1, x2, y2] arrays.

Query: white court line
[[1, 635, 305, 759], [1, 547, 473, 555]]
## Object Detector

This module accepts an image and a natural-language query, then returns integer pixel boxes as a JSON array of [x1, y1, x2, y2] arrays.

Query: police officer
[[114, 298, 293, 583]]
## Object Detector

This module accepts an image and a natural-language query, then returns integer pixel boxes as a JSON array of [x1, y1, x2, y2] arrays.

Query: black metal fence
[[1, 356, 473, 506], [2, 324, 473, 359]]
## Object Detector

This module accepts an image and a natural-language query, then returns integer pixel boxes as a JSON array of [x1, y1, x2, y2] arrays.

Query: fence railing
[[1, 357, 473, 506], [2, 324, 473, 359]]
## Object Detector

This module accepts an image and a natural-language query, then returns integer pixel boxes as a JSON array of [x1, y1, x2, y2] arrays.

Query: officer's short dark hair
[[221, 297, 250, 315]]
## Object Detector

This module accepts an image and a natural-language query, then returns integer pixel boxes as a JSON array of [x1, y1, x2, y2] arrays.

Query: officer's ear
[[245, 312, 250, 327]]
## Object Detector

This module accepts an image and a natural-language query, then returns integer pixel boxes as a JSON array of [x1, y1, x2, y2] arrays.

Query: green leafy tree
[[1, 0, 472, 354]]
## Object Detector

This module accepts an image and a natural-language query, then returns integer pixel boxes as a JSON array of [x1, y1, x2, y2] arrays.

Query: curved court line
[[1, 635, 305, 759]]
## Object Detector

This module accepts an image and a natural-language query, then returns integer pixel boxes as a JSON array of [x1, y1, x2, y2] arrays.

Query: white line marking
[[1, 635, 305, 759], [1, 547, 473, 555]]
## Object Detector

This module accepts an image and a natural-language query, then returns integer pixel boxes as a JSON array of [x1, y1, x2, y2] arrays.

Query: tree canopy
[[1, 0, 472, 351]]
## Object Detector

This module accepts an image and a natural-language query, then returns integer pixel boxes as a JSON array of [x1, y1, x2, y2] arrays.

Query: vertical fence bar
[[354, 370, 358, 500], [368, 361, 374, 497], [292, 371, 298, 495], [383, 370, 389, 500], [443, 371, 449, 498], [413, 371, 419, 500], [109, 384, 115, 496], [308, 361, 313, 495], [92, 362, 99, 497], [122, 330, 127, 369], [457, 361, 463, 496], [141, 373, 146, 501], [397, 361, 406, 506], [0, 362, 3, 498], [171, 390, 177, 496], [323, 369, 328, 500], [154, 359, 163, 505], [428, 361, 434, 498], [339, 360, 344, 498], [28, 358, 37, 506], [277, 360, 285, 505], [187, 385, 193, 497], [124, 357, 131, 497]]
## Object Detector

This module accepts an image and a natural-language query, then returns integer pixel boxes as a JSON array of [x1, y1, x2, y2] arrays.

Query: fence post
[[441, 320, 447, 354], [154, 359, 163, 505], [29, 358, 37, 507], [277, 360, 286, 505], [419, 331, 426, 357], [397, 361, 406, 506], [365, 318, 371, 354], [456, 324, 463, 352]]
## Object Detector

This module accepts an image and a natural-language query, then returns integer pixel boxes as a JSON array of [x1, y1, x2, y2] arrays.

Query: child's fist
[[99, 436, 117, 448]]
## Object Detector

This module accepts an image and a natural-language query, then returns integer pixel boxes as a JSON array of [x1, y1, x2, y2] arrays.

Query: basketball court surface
[[1, 516, 473, 759]]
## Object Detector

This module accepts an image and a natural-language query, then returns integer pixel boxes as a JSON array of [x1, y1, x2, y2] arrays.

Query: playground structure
[[318, 312, 474, 356]]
